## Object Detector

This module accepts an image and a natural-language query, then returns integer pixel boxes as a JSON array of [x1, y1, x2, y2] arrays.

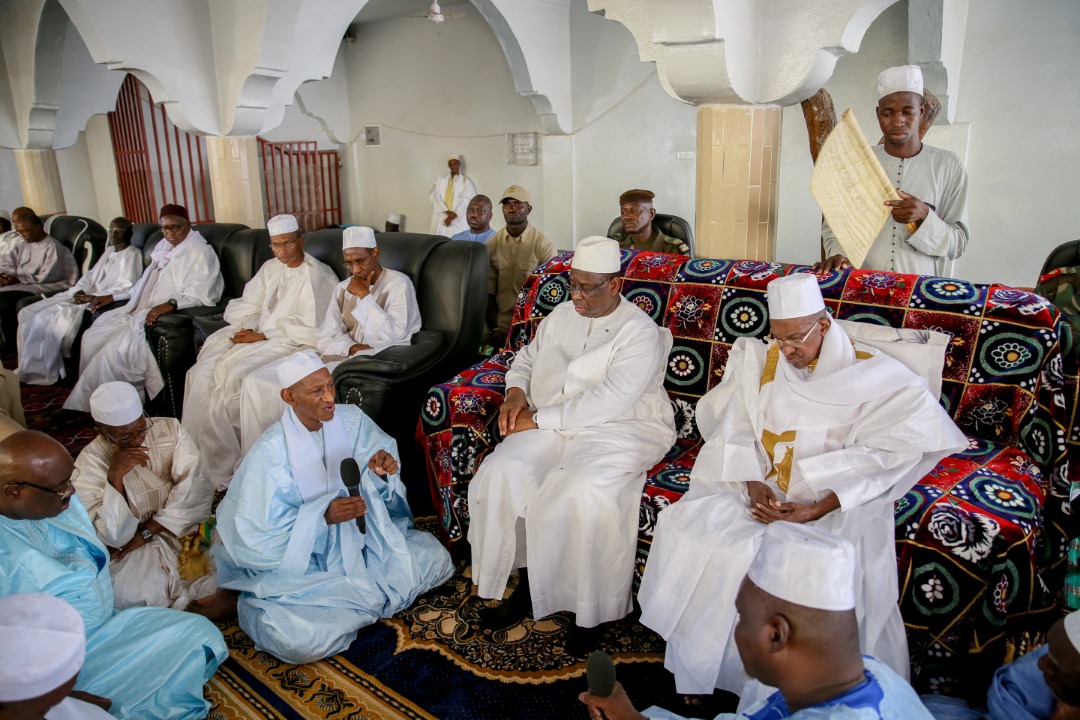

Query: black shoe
[[564, 623, 601, 657], [477, 570, 532, 631]]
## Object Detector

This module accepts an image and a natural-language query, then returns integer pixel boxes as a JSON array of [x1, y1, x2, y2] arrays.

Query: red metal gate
[[259, 138, 342, 232], [107, 75, 213, 224]]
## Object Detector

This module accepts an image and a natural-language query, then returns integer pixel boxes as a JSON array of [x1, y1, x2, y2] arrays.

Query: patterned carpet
[[21, 379, 690, 720]]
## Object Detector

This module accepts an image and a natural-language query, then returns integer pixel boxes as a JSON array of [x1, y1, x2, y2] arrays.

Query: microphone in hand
[[339, 458, 366, 534]]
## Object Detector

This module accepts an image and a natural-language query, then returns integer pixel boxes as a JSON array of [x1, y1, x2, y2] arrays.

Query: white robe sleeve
[[262, 262, 337, 347], [904, 160, 970, 261], [72, 439, 140, 548], [173, 246, 223, 310], [17, 241, 58, 284], [532, 323, 666, 430], [316, 284, 356, 357], [151, 424, 214, 537], [504, 317, 546, 392], [350, 276, 420, 351], [429, 174, 449, 213], [453, 176, 477, 216], [223, 265, 269, 329]]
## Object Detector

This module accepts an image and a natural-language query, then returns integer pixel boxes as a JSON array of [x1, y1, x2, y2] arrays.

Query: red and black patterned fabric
[[418, 249, 1078, 694]]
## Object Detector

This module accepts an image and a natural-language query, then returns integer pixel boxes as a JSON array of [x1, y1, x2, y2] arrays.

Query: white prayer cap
[[267, 214, 299, 236], [90, 381, 143, 427], [747, 521, 857, 612], [766, 273, 825, 320], [447, 155, 461, 162], [1066, 610, 1080, 651], [877, 65, 923, 100], [0, 593, 86, 702], [387, 214, 403, 225], [277, 350, 326, 389], [571, 236, 621, 274], [0, 209, 9, 221], [342, 226, 377, 250]]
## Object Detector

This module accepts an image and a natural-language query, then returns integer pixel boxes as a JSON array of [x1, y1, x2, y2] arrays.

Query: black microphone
[[339, 458, 366, 534], [586, 650, 616, 697]]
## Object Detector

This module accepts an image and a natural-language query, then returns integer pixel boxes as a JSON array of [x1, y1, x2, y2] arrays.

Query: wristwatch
[[140, 528, 154, 543], [166, 298, 178, 310]]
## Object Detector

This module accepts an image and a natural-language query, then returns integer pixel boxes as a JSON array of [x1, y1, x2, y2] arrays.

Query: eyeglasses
[[767, 322, 821, 349], [101, 415, 154, 445], [270, 238, 300, 251], [159, 223, 187, 233], [13, 477, 76, 498], [567, 281, 610, 297]]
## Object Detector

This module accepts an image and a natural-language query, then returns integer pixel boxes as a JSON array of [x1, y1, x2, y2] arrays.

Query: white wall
[[775, 0, 1080, 287], [0, 149, 22, 213]]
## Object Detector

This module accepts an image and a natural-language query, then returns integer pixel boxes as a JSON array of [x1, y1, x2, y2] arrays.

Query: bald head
[[0, 431, 75, 521]]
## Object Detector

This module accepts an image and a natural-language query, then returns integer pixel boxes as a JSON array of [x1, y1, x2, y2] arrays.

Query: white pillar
[[205, 136, 266, 227]]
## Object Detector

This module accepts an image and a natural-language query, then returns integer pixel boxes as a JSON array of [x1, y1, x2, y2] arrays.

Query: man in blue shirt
[[451, 195, 495, 243]]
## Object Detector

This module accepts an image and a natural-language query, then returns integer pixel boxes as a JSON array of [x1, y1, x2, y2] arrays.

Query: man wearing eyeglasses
[[468, 236, 675, 656], [17, 217, 144, 386], [485, 185, 556, 348], [70, 381, 227, 614], [637, 272, 967, 708], [64, 204, 223, 413], [182, 214, 337, 490], [0, 430, 228, 720]]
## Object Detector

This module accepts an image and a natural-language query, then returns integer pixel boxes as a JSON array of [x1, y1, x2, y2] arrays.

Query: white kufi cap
[[766, 273, 825, 320], [267, 214, 299, 235], [447, 154, 461, 162], [877, 64, 923, 99], [571, 236, 621, 274], [0, 209, 9, 222], [342, 226, 376, 250], [747, 521, 857, 611], [1065, 610, 1080, 652], [277, 350, 326, 389], [387, 214, 403, 225], [0, 593, 86, 702], [90, 381, 143, 426]]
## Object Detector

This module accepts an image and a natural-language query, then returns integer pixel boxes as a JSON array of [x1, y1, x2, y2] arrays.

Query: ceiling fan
[[407, 2, 467, 24]]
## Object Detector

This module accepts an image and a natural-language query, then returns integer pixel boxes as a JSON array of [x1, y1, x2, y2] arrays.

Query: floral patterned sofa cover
[[418, 249, 1077, 694]]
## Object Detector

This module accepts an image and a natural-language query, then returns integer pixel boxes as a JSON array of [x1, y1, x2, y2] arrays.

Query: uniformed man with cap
[[638, 272, 967, 704], [469, 236, 674, 655], [815, 65, 970, 277], [485, 184, 556, 347], [611, 189, 689, 255]]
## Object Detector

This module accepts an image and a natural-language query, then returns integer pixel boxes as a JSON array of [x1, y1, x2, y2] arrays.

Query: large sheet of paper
[[810, 109, 902, 268]]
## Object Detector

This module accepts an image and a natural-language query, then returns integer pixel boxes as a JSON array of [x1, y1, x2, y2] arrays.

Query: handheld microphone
[[339, 458, 366, 534], [586, 650, 616, 697]]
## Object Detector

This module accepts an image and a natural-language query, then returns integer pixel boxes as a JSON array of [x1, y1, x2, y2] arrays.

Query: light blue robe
[[645, 657, 933, 720], [922, 647, 1057, 720], [0, 495, 228, 720], [214, 403, 454, 664]]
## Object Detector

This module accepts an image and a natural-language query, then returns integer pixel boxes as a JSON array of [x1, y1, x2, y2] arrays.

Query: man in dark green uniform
[[611, 189, 689, 255]]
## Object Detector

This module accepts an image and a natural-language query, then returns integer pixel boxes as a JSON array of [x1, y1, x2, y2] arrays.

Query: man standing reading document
[[815, 65, 969, 277]]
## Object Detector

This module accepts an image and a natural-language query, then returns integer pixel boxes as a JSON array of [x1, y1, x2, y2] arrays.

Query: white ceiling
[[351, 0, 470, 25]]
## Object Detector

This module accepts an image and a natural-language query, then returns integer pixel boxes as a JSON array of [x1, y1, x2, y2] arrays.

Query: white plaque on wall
[[364, 126, 381, 146], [507, 133, 538, 166]]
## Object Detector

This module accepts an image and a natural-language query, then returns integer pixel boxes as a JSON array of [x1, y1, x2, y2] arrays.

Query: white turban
[[387, 214, 403, 225], [267, 214, 299, 235], [1066, 611, 1080, 651], [343, 226, 377, 250], [766, 274, 825, 320], [277, 350, 326, 389], [571, 236, 621, 274], [877, 64, 923, 100], [0, 593, 86, 702], [747, 521, 857, 611], [90, 381, 143, 426]]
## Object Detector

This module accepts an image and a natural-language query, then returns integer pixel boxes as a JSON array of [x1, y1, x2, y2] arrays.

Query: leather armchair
[[606, 213, 695, 256]]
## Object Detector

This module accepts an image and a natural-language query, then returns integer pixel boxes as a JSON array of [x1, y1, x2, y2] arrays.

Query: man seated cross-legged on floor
[[468, 235, 675, 656], [0, 431, 227, 720], [214, 350, 453, 664], [72, 381, 228, 611], [580, 522, 934, 720], [637, 272, 967, 709]]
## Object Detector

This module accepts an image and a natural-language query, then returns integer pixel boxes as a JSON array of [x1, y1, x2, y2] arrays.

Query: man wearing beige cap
[[485, 185, 556, 347], [612, 189, 689, 255], [639, 272, 966, 705], [816, 65, 970, 277], [469, 236, 674, 655], [182, 213, 337, 490], [581, 523, 934, 719], [429, 155, 477, 237]]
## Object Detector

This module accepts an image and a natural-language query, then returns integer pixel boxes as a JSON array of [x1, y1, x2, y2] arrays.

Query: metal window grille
[[258, 138, 342, 233], [107, 74, 214, 224]]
